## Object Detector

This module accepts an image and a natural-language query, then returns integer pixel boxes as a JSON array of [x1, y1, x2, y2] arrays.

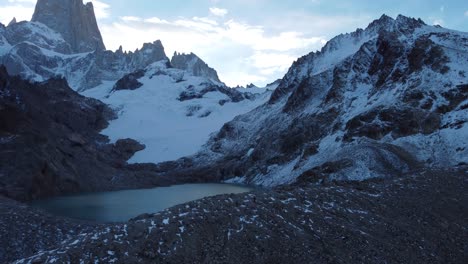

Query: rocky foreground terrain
[[0, 167, 465, 263]]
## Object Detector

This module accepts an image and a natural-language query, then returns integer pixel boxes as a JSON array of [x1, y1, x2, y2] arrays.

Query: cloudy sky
[[0, 0, 467, 86]]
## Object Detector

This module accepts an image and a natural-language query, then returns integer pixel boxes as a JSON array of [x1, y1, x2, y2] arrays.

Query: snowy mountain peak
[[31, 0, 105, 53], [395, 14, 425, 26], [269, 14, 428, 104], [171, 52, 222, 83], [365, 14, 426, 36], [365, 14, 395, 31], [130, 40, 169, 67]]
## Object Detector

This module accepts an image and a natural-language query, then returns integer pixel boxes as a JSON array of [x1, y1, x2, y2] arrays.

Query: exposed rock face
[[178, 83, 247, 104], [31, 0, 105, 53], [171, 52, 222, 83], [112, 70, 145, 91], [165, 15, 468, 186], [74, 40, 169, 91]]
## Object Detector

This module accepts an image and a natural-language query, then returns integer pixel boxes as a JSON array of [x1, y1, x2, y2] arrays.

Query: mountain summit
[[31, 0, 106, 53], [171, 52, 222, 83]]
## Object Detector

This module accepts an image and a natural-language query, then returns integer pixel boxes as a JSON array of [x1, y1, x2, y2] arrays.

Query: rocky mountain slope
[[171, 15, 468, 186]]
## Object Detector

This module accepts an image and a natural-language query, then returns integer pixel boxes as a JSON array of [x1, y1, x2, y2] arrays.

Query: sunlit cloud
[[100, 11, 331, 86]]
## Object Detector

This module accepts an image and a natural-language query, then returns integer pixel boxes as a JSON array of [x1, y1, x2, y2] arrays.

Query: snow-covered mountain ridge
[[168, 14, 467, 186]]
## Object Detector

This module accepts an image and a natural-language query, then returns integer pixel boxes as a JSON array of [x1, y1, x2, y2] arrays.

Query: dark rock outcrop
[[112, 70, 145, 91], [178, 84, 247, 104], [344, 107, 441, 141], [31, 0, 106, 53]]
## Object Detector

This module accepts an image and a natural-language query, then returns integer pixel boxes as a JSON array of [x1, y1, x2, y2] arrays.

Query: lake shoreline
[[31, 183, 254, 223]]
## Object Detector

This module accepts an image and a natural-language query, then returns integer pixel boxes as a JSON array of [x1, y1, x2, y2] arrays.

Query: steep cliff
[[31, 0, 105, 53]]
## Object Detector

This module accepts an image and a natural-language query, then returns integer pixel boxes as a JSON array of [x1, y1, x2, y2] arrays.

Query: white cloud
[[99, 10, 330, 86], [193, 16, 218, 26], [7, 0, 35, 3], [209, 7, 228, 17], [222, 21, 326, 52], [465, 10, 468, 17], [0, 3, 33, 24], [0, 0, 37, 24], [121, 16, 141, 22]]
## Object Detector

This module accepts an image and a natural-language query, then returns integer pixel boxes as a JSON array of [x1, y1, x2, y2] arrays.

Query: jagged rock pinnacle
[[31, 0, 106, 53], [7, 17, 17, 27], [171, 52, 221, 83]]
